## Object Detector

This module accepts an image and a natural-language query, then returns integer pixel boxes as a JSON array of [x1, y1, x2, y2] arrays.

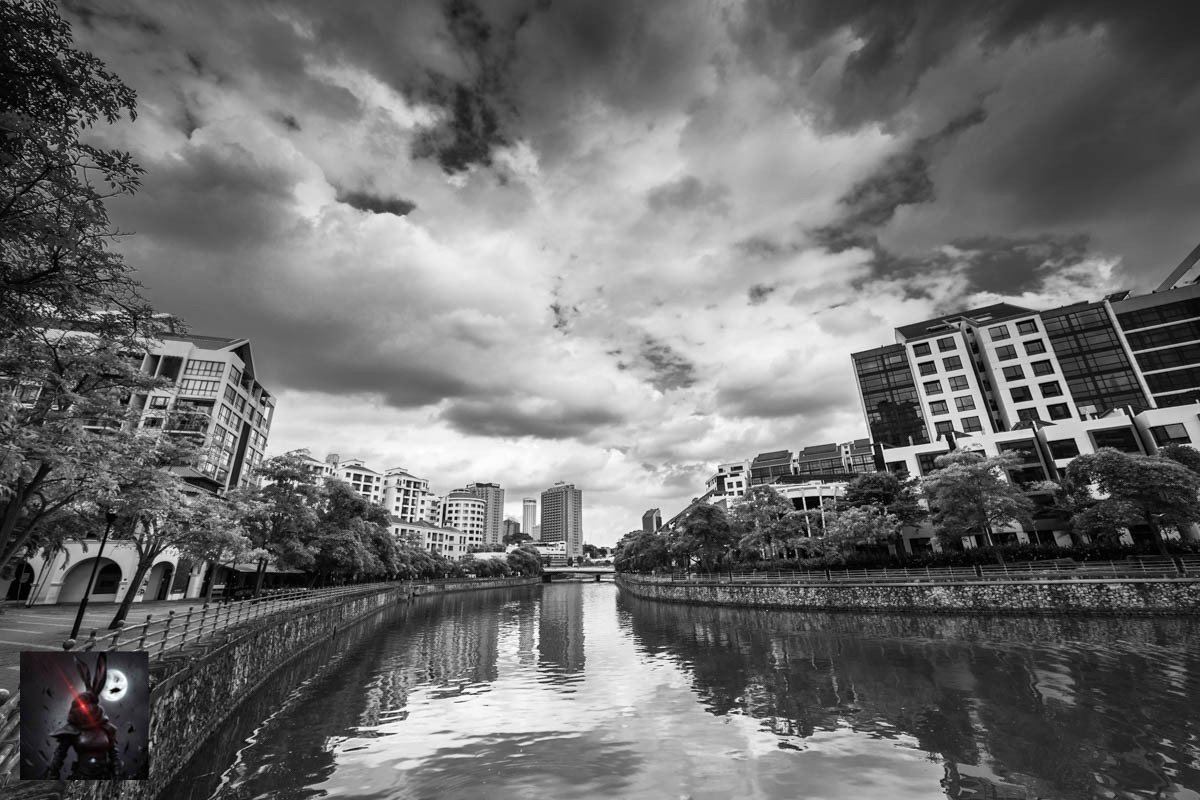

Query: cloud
[[337, 190, 417, 217], [645, 175, 730, 216]]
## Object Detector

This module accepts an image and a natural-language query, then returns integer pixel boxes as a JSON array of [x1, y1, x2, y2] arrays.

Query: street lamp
[[69, 509, 118, 641]]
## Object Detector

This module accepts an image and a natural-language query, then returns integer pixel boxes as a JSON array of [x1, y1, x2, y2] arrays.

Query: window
[[149, 396, 169, 409], [142, 417, 162, 429], [224, 385, 238, 404], [1047, 403, 1072, 420], [989, 325, 1011, 341], [1151, 423, 1192, 446], [923, 380, 943, 395], [929, 400, 949, 415], [1017, 320, 1039, 335], [886, 461, 910, 477], [943, 355, 962, 371], [1047, 439, 1080, 459], [996, 345, 1018, 361], [937, 337, 957, 352], [1031, 360, 1054, 376], [1010, 386, 1033, 402], [912, 342, 932, 357], [955, 395, 976, 411], [1002, 365, 1024, 380], [960, 416, 983, 433], [948, 375, 970, 391], [934, 421, 955, 437], [1039, 381, 1063, 398], [1090, 427, 1141, 453], [1024, 339, 1047, 355], [918, 361, 937, 376], [1017, 408, 1041, 422]]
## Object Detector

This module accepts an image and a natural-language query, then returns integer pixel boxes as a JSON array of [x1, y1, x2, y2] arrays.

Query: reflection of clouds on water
[[620, 593, 1200, 800]]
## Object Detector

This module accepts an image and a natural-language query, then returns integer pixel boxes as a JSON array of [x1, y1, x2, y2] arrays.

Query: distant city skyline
[[60, 2, 1200, 546]]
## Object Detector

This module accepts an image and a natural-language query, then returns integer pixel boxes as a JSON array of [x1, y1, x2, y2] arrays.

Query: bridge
[[541, 566, 616, 581]]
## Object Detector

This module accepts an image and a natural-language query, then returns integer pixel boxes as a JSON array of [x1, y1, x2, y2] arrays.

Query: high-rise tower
[[539, 483, 583, 558]]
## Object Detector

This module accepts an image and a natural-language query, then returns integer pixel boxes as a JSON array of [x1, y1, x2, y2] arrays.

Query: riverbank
[[8, 576, 540, 800], [616, 573, 1200, 615]]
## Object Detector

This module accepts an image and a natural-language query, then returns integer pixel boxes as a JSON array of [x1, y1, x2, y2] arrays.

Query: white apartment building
[[389, 518, 469, 559], [334, 458, 384, 504], [441, 490, 487, 548], [704, 461, 751, 504], [383, 467, 440, 523]]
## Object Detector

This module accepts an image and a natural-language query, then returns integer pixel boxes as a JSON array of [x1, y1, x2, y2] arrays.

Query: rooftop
[[895, 303, 1036, 341]]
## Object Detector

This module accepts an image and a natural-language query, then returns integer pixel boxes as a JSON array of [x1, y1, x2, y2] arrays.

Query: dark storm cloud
[[634, 336, 696, 393], [337, 190, 417, 217], [645, 176, 730, 216], [440, 397, 624, 439], [747, 284, 776, 305]]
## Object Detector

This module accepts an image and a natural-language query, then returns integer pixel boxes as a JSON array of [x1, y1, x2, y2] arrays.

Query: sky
[[63, 0, 1200, 546]]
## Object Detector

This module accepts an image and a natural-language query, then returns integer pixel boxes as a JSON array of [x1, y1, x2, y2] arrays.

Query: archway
[[144, 561, 174, 601], [4, 562, 35, 601], [57, 558, 122, 604]]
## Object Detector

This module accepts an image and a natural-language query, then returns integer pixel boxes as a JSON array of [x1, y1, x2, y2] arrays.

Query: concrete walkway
[[0, 599, 213, 695]]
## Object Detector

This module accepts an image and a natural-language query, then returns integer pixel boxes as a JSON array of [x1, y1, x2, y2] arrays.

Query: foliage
[[1159, 444, 1200, 475], [822, 504, 903, 552], [921, 451, 1034, 548], [0, 1, 172, 573], [614, 530, 671, 573], [670, 503, 737, 572], [232, 450, 323, 583], [505, 544, 543, 576], [729, 486, 801, 561], [1064, 448, 1200, 556], [842, 471, 926, 527]]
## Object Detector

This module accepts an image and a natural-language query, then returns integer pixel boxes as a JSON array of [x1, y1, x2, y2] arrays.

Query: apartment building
[[522, 498, 538, 541], [389, 518, 469, 559], [383, 467, 440, 524], [641, 508, 662, 533], [135, 334, 275, 492], [540, 483, 583, 558], [441, 490, 487, 548], [466, 482, 505, 547]]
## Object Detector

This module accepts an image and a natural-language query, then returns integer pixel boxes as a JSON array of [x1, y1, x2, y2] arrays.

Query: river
[[166, 581, 1200, 800]]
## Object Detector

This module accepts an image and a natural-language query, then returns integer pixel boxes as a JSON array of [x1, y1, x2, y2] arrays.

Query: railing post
[[107, 621, 124, 650], [197, 603, 210, 644], [136, 614, 153, 650], [180, 606, 195, 647], [158, 611, 175, 657], [80, 630, 99, 652]]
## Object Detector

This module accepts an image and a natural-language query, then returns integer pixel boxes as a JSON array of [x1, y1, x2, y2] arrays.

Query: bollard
[[180, 606, 195, 647], [158, 611, 175, 657], [136, 614, 153, 650]]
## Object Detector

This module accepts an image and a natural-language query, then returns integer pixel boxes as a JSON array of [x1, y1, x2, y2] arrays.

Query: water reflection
[[620, 593, 1200, 800], [169, 584, 1200, 800]]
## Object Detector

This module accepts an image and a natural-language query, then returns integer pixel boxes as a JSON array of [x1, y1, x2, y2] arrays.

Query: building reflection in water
[[619, 593, 1200, 800], [538, 583, 585, 676]]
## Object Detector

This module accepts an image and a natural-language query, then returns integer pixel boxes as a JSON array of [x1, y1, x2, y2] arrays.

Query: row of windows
[[932, 417, 984, 436], [929, 395, 978, 415], [1041, 306, 1110, 335], [179, 379, 219, 395], [1145, 366, 1200, 394], [911, 336, 958, 357], [1117, 298, 1200, 331], [1125, 319, 1200, 351], [185, 359, 225, 377], [1001, 360, 1056, 381], [995, 339, 1047, 360], [1010, 381, 1062, 402], [1135, 341, 1200, 373], [1055, 350, 1139, 379], [1016, 404, 1072, 421], [917, 355, 964, 375], [988, 319, 1040, 341], [1047, 327, 1123, 357], [853, 350, 909, 375]]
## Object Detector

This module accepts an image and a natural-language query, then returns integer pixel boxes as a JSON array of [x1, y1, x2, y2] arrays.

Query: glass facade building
[[852, 344, 929, 447]]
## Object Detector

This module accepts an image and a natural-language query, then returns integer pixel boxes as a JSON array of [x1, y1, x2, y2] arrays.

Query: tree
[[671, 503, 736, 572], [232, 450, 322, 594], [921, 451, 1034, 551], [729, 486, 798, 561], [1, 1, 169, 574], [101, 434, 233, 628], [582, 543, 599, 560], [613, 531, 670, 573], [502, 529, 532, 545], [822, 505, 903, 555], [1159, 444, 1200, 476], [842, 471, 926, 527], [1065, 448, 1200, 555], [506, 544, 543, 576]]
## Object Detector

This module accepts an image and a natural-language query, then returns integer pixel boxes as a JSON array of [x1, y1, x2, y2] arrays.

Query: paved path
[[0, 599, 211, 695]]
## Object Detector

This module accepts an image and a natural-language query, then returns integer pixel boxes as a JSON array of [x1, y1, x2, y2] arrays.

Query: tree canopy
[[921, 451, 1034, 548]]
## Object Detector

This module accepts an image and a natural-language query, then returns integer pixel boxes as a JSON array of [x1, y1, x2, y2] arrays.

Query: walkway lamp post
[[69, 509, 118, 641]]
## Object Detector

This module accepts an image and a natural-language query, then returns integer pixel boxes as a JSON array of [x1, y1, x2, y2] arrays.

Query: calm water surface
[[170, 582, 1200, 800]]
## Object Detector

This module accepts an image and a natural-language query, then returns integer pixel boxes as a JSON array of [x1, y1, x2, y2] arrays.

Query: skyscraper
[[502, 518, 521, 541], [522, 497, 537, 541], [539, 483, 583, 558], [466, 482, 504, 547], [641, 508, 661, 533]]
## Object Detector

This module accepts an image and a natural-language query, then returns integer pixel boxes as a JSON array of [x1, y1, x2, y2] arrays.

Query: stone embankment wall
[[617, 575, 1200, 615], [41, 577, 540, 800]]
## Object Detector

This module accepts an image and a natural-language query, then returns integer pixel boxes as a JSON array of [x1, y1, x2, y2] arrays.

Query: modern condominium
[[522, 497, 538, 540], [540, 483, 583, 558]]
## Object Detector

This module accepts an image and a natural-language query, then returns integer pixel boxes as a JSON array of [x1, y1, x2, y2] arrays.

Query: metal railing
[[649, 555, 1200, 585], [0, 688, 16, 782]]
